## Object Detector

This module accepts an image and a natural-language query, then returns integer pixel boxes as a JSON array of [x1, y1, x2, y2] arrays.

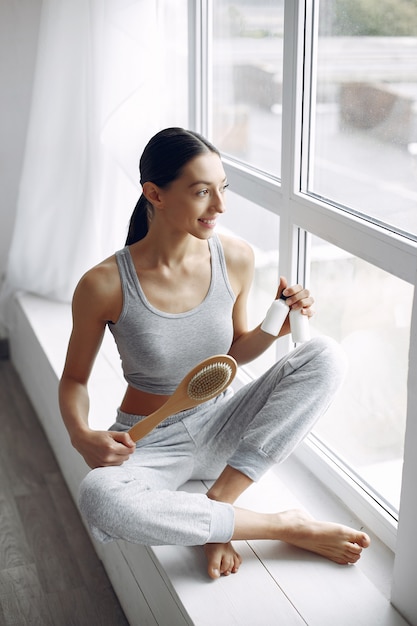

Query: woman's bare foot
[[275, 509, 371, 564], [204, 542, 242, 579]]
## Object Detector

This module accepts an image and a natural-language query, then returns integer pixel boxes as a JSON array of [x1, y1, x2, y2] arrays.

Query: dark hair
[[125, 127, 221, 245]]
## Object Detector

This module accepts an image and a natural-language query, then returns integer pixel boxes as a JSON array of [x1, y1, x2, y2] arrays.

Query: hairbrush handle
[[128, 355, 237, 442], [127, 396, 195, 442]]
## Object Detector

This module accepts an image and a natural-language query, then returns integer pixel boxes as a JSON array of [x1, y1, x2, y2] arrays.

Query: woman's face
[[156, 152, 228, 239]]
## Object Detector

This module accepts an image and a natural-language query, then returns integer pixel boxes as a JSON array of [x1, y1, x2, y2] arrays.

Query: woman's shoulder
[[217, 233, 254, 296], [79, 254, 119, 290], [73, 254, 122, 322], [217, 232, 254, 269]]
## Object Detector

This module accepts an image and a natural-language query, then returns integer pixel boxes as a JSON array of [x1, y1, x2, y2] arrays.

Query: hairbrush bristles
[[187, 362, 233, 401]]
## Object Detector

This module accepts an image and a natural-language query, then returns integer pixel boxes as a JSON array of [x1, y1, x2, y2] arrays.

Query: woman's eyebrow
[[188, 177, 228, 188]]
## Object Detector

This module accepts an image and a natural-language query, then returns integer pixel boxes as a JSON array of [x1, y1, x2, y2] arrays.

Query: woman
[[59, 127, 370, 579]]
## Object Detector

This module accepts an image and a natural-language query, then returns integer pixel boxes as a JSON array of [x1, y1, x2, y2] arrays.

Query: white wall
[[0, 0, 42, 323]]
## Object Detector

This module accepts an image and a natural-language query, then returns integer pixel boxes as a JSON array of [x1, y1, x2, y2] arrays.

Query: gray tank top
[[108, 234, 236, 394]]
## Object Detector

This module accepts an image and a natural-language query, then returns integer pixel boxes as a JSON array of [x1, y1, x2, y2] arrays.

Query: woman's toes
[[209, 567, 220, 579], [357, 532, 371, 548]]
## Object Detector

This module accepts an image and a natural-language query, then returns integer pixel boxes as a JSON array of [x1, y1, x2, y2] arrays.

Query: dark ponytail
[[126, 194, 150, 246], [125, 127, 220, 245]]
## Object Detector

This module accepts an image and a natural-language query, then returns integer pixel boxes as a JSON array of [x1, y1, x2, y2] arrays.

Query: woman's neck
[[131, 228, 210, 269]]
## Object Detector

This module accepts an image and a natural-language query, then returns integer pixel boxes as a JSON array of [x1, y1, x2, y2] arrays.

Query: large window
[[191, 1, 417, 616], [209, 0, 415, 526]]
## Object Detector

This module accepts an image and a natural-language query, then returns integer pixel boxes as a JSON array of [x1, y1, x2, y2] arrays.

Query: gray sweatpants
[[79, 336, 346, 547]]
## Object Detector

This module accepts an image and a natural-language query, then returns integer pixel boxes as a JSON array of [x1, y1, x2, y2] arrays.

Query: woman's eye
[[196, 183, 228, 197]]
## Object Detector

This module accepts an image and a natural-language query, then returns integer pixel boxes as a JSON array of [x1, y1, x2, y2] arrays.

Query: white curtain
[[0, 0, 166, 329]]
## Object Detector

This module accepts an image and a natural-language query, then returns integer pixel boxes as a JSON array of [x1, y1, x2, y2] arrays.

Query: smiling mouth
[[199, 218, 216, 226]]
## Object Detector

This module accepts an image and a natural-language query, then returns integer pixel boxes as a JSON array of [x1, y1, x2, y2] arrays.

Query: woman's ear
[[142, 182, 164, 208]]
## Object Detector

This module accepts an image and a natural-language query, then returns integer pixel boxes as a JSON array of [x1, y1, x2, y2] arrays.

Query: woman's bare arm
[[221, 235, 313, 365], [59, 263, 135, 468]]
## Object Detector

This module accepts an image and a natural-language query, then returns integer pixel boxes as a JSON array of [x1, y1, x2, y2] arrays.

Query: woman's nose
[[212, 192, 226, 214]]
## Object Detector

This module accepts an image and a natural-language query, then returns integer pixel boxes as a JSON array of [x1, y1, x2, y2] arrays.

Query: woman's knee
[[304, 335, 348, 387], [78, 466, 125, 524]]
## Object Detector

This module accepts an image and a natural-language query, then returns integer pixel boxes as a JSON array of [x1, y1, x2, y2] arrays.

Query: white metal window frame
[[189, 0, 417, 620]]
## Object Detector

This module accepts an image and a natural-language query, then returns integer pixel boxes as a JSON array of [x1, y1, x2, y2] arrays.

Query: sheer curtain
[[1, 0, 166, 330]]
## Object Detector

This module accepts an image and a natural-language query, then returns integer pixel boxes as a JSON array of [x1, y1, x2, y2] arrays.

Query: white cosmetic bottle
[[261, 294, 310, 343], [289, 306, 311, 343], [261, 294, 289, 336]]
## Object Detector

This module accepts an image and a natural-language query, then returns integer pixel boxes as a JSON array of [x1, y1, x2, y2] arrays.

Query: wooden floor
[[0, 358, 129, 626]]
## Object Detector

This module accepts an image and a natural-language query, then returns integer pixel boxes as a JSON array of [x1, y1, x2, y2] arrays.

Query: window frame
[[190, 0, 417, 619]]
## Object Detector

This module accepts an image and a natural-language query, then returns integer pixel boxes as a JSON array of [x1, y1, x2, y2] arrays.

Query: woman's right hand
[[71, 428, 136, 469]]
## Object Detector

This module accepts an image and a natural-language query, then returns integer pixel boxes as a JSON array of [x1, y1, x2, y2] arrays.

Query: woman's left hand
[[276, 276, 315, 318]]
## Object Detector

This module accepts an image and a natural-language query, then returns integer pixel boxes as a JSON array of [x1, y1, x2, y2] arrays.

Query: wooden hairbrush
[[128, 354, 237, 442]]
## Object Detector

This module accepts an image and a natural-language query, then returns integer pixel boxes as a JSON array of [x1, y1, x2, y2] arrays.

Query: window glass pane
[[212, 0, 284, 176], [309, 236, 413, 513], [306, 0, 417, 238], [218, 190, 280, 377]]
